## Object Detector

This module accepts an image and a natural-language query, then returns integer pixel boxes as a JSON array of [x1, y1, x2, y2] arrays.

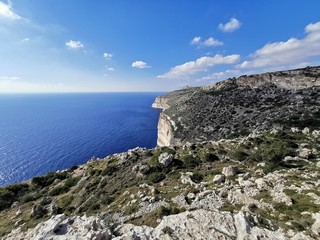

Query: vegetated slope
[[156, 66, 320, 146]]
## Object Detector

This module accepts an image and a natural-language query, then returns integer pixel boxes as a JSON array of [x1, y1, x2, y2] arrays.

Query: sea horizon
[[0, 92, 162, 186]]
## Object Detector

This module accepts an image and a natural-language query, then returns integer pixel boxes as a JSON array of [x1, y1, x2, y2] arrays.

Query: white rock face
[[116, 209, 287, 240], [158, 152, 173, 166], [222, 166, 239, 177], [6, 214, 111, 240], [157, 113, 175, 147], [152, 96, 170, 110]]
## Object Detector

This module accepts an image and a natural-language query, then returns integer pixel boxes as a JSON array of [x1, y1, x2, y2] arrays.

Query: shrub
[[190, 173, 203, 183], [101, 195, 115, 205], [157, 206, 184, 218], [0, 189, 15, 210], [182, 155, 199, 168], [64, 176, 81, 188], [260, 141, 293, 164], [50, 185, 68, 196], [0, 183, 30, 210], [232, 150, 249, 161], [148, 172, 165, 183], [32, 171, 68, 188], [102, 165, 118, 176], [203, 153, 219, 162], [162, 226, 174, 235]]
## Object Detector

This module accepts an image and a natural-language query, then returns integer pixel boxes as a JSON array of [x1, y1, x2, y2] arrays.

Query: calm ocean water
[[0, 93, 161, 186]]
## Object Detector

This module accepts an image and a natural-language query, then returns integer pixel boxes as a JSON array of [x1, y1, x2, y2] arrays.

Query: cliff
[[153, 66, 320, 147]]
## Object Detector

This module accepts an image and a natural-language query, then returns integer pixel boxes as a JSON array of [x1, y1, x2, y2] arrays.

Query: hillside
[[154, 66, 320, 147], [0, 66, 320, 239]]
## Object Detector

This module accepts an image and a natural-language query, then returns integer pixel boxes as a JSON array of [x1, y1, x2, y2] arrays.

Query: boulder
[[222, 166, 238, 177], [213, 174, 225, 184], [312, 212, 320, 236], [31, 205, 47, 218], [302, 127, 310, 135], [158, 152, 173, 166], [299, 148, 313, 159]]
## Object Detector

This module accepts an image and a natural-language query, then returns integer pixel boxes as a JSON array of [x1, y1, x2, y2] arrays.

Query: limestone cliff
[[153, 66, 320, 147]]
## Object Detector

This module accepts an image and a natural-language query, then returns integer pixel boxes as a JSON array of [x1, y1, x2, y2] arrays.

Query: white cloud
[[0, 76, 20, 81], [191, 36, 223, 47], [0, 1, 21, 20], [203, 37, 223, 47], [239, 21, 320, 69], [191, 36, 201, 45], [218, 18, 241, 32], [107, 67, 114, 71], [103, 52, 113, 59], [22, 38, 29, 42], [132, 61, 151, 69], [158, 54, 240, 79], [65, 40, 84, 49], [198, 70, 241, 82]]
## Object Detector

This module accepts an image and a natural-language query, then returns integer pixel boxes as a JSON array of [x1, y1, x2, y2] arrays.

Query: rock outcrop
[[153, 66, 320, 147], [5, 214, 111, 240], [117, 209, 287, 240]]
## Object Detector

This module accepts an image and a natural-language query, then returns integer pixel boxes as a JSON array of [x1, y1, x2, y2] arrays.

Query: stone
[[14, 219, 24, 227], [187, 193, 196, 199], [11, 201, 19, 208], [15, 208, 22, 216], [302, 127, 310, 135], [158, 152, 173, 166], [312, 130, 320, 138], [222, 166, 238, 177], [291, 127, 300, 133], [212, 174, 225, 184], [255, 178, 270, 190], [31, 205, 47, 218], [312, 212, 320, 236], [299, 148, 313, 159]]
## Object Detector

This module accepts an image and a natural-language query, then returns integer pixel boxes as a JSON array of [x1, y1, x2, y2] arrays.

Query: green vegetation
[[148, 172, 165, 183], [0, 183, 29, 210], [31, 171, 68, 188], [157, 205, 185, 218]]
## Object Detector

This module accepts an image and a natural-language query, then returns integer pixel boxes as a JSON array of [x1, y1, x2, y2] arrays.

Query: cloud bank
[[239, 21, 320, 69], [158, 54, 240, 79]]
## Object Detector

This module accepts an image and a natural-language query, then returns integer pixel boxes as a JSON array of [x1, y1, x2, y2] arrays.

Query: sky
[[0, 0, 320, 93]]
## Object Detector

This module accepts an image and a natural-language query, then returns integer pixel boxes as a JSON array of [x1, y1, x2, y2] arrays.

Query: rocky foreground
[[1, 66, 320, 239]]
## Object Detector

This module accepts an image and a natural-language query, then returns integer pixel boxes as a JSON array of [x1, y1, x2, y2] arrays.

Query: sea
[[0, 93, 162, 186]]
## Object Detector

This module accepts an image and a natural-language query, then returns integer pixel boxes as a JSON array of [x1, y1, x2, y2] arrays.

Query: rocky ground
[[1, 126, 320, 239]]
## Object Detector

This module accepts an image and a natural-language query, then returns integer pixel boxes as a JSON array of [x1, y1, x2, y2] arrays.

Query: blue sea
[[0, 93, 162, 186]]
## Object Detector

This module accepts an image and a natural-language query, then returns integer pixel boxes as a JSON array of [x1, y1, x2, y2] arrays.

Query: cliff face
[[153, 66, 320, 147]]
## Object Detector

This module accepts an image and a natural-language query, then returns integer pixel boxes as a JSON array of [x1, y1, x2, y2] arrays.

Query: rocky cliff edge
[[153, 66, 320, 147]]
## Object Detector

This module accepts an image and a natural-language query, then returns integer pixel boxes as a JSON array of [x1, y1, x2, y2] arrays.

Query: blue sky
[[0, 0, 320, 92]]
